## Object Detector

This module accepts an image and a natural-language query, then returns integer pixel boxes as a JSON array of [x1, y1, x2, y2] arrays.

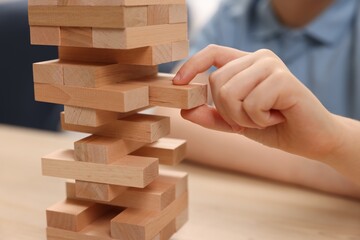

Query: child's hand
[[173, 45, 344, 160]]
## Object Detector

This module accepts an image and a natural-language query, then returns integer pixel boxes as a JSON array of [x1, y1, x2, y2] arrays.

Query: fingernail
[[173, 72, 181, 83]]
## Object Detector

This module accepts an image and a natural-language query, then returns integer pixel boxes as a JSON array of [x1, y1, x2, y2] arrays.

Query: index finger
[[173, 44, 249, 85]]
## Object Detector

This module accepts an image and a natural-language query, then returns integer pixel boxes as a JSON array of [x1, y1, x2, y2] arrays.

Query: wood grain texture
[[30, 26, 61, 45], [169, 4, 187, 23], [33, 60, 63, 84], [63, 62, 157, 88], [126, 73, 207, 109], [74, 135, 145, 164], [75, 181, 127, 202], [64, 106, 118, 127], [148, 5, 169, 25], [42, 149, 159, 188], [46, 199, 109, 231], [28, 6, 147, 28], [93, 23, 187, 49], [58, 42, 186, 65], [29, 0, 185, 6], [66, 169, 188, 211], [133, 138, 186, 166], [46, 210, 182, 240], [111, 192, 188, 240], [71, 171, 187, 208], [60, 27, 92, 47], [61, 113, 170, 143], [34, 60, 157, 88], [34, 82, 149, 112], [171, 40, 189, 61]]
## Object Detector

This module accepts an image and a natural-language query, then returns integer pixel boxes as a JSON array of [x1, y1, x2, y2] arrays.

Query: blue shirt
[[191, 0, 360, 119]]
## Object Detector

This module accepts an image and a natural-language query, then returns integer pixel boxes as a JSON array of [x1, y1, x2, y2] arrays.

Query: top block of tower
[[28, 0, 188, 49]]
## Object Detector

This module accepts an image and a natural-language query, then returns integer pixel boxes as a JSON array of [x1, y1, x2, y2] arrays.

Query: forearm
[[323, 115, 360, 186], [155, 107, 360, 199]]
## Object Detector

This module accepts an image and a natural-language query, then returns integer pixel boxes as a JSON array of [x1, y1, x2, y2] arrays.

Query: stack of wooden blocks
[[28, 1, 207, 239]]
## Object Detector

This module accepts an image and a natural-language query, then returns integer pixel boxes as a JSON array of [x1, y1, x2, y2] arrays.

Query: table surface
[[1, 124, 360, 240]]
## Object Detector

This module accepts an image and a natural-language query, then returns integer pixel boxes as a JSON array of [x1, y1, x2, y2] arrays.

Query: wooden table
[[1, 124, 360, 240]]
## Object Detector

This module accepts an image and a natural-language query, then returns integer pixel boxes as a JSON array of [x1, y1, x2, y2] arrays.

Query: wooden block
[[61, 113, 170, 143], [93, 23, 187, 49], [66, 169, 188, 211], [148, 5, 169, 25], [133, 138, 186, 166], [46, 199, 109, 231], [111, 192, 188, 240], [30, 0, 186, 6], [64, 106, 117, 127], [64, 106, 150, 127], [74, 135, 145, 163], [28, 0, 58, 5], [153, 208, 187, 240], [46, 209, 182, 240], [34, 82, 149, 112], [171, 40, 189, 61], [175, 208, 188, 231], [169, 4, 187, 23], [158, 169, 188, 198], [47, 211, 122, 240], [28, 6, 147, 28], [63, 62, 157, 88], [33, 60, 63, 84], [61, 27, 92, 47], [126, 73, 207, 109], [30, 26, 60, 45], [58, 42, 187, 65], [75, 181, 127, 202], [42, 149, 158, 188]]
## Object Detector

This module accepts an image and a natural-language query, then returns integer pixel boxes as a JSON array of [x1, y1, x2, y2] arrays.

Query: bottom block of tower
[[46, 208, 188, 240], [46, 199, 110, 231], [111, 192, 188, 240]]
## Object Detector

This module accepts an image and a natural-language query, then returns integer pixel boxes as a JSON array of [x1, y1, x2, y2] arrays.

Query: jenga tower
[[28, 1, 207, 239]]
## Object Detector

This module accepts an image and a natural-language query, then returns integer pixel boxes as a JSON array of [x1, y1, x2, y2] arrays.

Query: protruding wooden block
[[75, 181, 127, 202], [33, 60, 63, 84], [169, 4, 187, 23], [42, 149, 158, 188], [61, 27, 93, 47], [126, 74, 207, 109], [46, 199, 109, 231], [74, 135, 145, 163], [66, 170, 188, 211], [30, 26, 61, 45], [58, 41, 187, 65], [28, 6, 147, 28], [148, 5, 169, 25], [61, 113, 170, 143], [34, 82, 149, 112], [111, 192, 188, 240], [133, 138, 186, 166], [92, 23, 187, 49]]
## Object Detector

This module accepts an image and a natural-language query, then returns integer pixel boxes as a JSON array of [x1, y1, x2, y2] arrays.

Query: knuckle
[[219, 85, 231, 102], [255, 48, 275, 57], [209, 72, 218, 85], [206, 44, 220, 52], [242, 98, 256, 114]]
